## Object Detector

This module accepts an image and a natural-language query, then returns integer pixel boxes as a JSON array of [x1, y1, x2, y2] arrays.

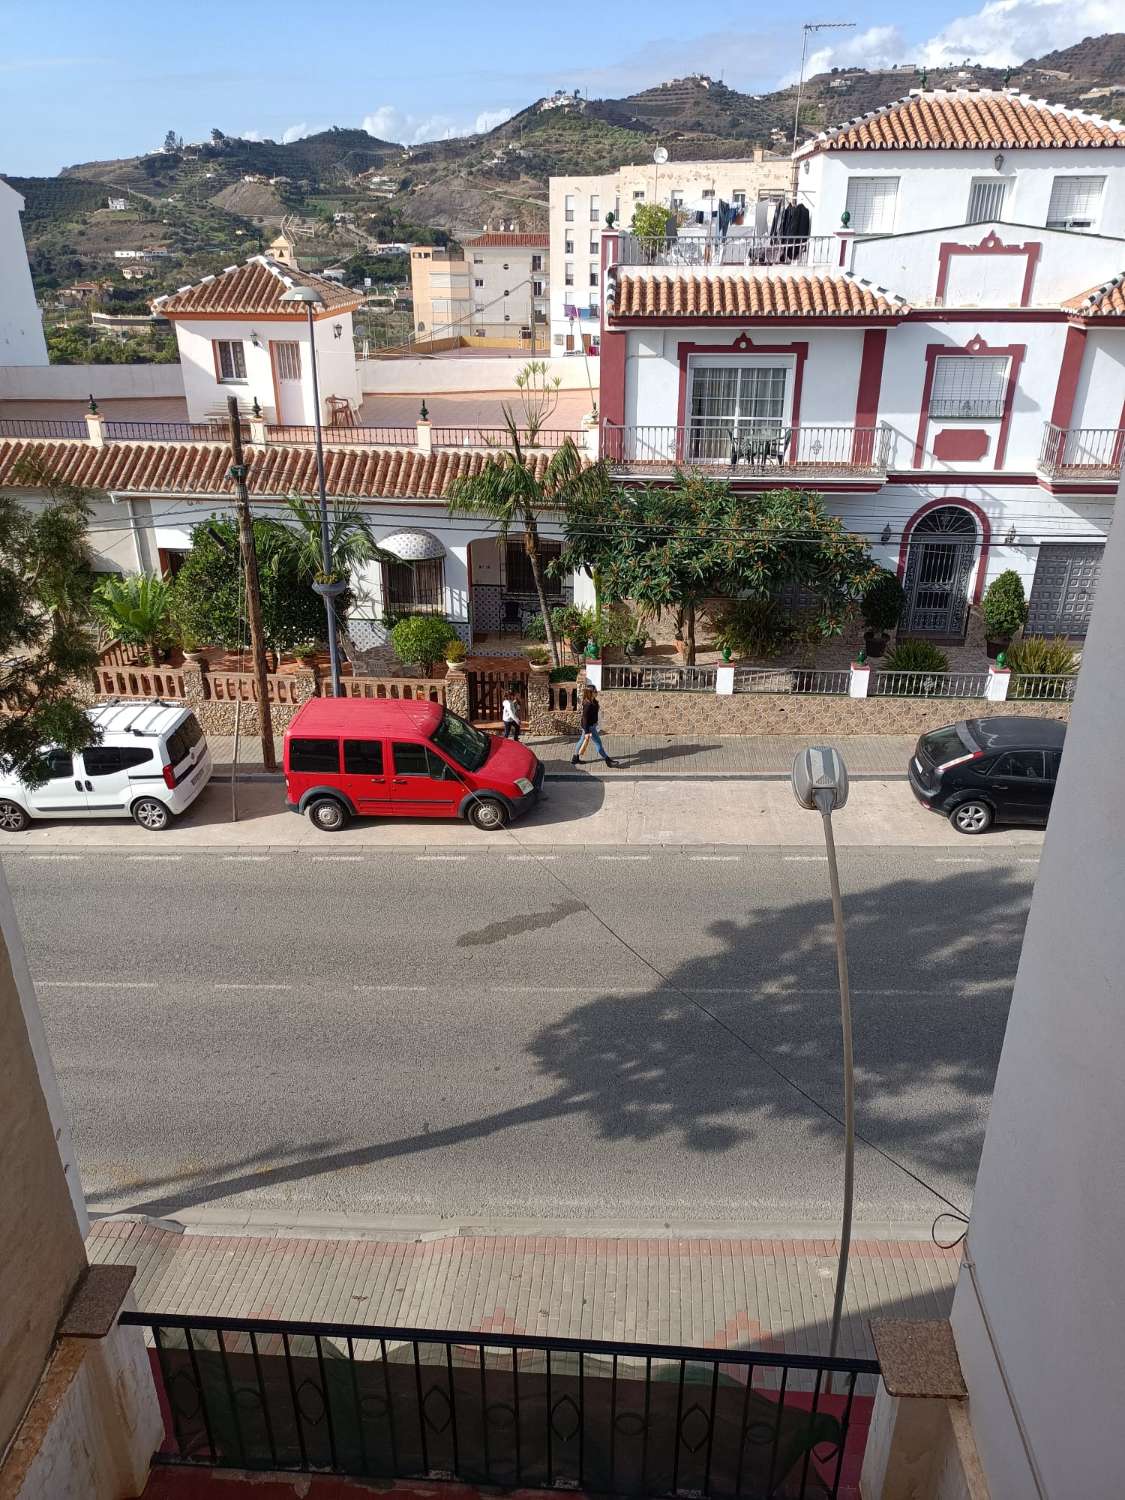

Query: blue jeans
[[576, 726, 607, 760]]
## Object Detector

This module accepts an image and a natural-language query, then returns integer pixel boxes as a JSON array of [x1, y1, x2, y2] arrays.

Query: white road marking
[[597, 854, 651, 861], [1018, 857, 1040, 864], [935, 857, 985, 864], [29, 854, 84, 861], [313, 855, 364, 862], [354, 984, 429, 993], [223, 855, 271, 862], [689, 855, 741, 861], [39, 980, 157, 990], [213, 983, 293, 992], [127, 854, 183, 861], [416, 855, 468, 861], [784, 855, 828, 862]]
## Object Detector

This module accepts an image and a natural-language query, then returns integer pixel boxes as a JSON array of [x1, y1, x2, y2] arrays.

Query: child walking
[[572, 686, 619, 766]]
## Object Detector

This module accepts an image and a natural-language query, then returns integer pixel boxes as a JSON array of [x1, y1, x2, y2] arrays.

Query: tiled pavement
[[208, 734, 915, 781], [89, 1221, 958, 1361]]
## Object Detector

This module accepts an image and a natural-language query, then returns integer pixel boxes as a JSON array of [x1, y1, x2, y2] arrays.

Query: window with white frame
[[590, 195, 600, 221], [930, 355, 1009, 419], [844, 176, 899, 233], [564, 262, 574, 286], [633, 189, 645, 201], [1046, 175, 1105, 230], [670, 191, 684, 209], [564, 235, 574, 254], [531, 254, 543, 272], [967, 178, 1007, 224], [274, 341, 301, 381], [474, 278, 484, 288], [732, 190, 747, 209], [589, 234, 598, 254], [564, 193, 575, 222], [688, 362, 791, 461], [589, 268, 599, 288], [214, 340, 247, 382]]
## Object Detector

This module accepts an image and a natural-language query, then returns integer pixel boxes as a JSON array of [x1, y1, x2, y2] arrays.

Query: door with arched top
[[901, 507, 978, 637]]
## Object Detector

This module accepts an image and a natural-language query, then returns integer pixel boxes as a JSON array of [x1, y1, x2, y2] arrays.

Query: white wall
[[0, 363, 185, 400], [0, 183, 48, 367], [1073, 330, 1125, 431], [359, 354, 597, 395], [949, 469, 1125, 1500], [173, 312, 358, 424], [466, 243, 547, 339]]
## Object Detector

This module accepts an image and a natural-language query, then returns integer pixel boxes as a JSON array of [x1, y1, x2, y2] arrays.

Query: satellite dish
[[653, 146, 669, 164]]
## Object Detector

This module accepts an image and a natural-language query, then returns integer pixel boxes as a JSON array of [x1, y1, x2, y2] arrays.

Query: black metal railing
[[0, 416, 89, 440], [123, 1311, 878, 1499], [102, 420, 247, 442]]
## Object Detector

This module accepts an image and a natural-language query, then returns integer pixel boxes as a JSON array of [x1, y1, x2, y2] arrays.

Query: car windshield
[[431, 710, 490, 772]]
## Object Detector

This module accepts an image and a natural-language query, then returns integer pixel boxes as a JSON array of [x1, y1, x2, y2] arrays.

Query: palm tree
[[447, 413, 608, 667], [264, 493, 392, 582], [92, 573, 174, 665]]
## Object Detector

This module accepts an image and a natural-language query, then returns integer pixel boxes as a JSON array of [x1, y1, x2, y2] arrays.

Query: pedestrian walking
[[501, 685, 523, 741], [573, 686, 619, 766]]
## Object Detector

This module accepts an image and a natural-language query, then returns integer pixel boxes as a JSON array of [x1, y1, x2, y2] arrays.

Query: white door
[[80, 745, 158, 816], [25, 748, 89, 819], [273, 340, 304, 425]]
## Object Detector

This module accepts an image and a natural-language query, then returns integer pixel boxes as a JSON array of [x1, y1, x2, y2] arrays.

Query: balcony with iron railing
[[1037, 423, 1124, 483], [602, 422, 893, 481], [616, 233, 837, 271]]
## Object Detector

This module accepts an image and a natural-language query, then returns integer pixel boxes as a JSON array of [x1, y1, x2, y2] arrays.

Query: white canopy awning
[[379, 528, 445, 561]]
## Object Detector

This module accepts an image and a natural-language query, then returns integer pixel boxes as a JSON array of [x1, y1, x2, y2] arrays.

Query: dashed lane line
[[213, 983, 293, 992]]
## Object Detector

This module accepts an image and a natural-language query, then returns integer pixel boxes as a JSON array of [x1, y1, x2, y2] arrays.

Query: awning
[[379, 528, 446, 561]]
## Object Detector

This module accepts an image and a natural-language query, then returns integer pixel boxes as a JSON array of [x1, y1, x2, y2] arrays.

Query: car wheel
[[0, 800, 30, 833], [308, 797, 348, 832], [132, 797, 171, 831], [951, 800, 993, 835], [468, 797, 509, 831]]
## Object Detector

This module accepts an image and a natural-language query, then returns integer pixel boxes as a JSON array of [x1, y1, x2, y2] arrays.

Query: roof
[[966, 717, 1067, 750], [462, 232, 550, 249], [152, 256, 361, 318], [86, 701, 189, 737], [287, 698, 444, 738], [1063, 274, 1125, 316], [798, 88, 1125, 155], [0, 440, 561, 499], [610, 272, 905, 319]]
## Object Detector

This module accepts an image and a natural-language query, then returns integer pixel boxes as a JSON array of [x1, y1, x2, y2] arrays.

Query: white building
[[462, 230, 549, 346], [598, 89, 1125, 638], [0, 179, 48, 366], [153, 258, 363, 426], [548, 154, 790, 353]]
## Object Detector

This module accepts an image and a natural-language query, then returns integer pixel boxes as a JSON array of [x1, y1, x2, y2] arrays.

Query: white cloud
[[361, 102, 515, 144], [281, 122, 323, 144], [474, 106, 515, 134], [239, 129, 265, 142]]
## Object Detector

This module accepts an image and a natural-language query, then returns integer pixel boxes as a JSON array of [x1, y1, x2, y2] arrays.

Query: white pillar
[[416, 418, 433, 455], [249, 413, 268, 445], [715, 664, 734, 695], [849, 662, 871, 698], [585, 661, 602, 691], [985, 666, 1011, 702], [84, 411, 105, 449]]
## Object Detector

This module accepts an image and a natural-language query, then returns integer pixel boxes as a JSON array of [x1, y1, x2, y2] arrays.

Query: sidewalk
[[88, 1218, 959, 1362], [208, 734, 918, 781]]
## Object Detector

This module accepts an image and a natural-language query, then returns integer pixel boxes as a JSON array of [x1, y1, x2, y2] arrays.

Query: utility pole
[[791, 21, 856, 196], [226, 396, 277, 771]]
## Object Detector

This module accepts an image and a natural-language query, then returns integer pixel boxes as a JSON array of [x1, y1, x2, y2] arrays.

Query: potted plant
[[293, 641, 319, 668], [526, 645, 550, 669], [444, 637, 467, 673], [312, 571, 348, 601], [982, 570, 1028, 659], [860, 570, 905, 659]]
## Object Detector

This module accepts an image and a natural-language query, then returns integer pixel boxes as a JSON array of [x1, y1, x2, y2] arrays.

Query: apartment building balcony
[[616, 233, 837, 270], [603, 422, 892, 482], [1038, 423, 1124, 484]]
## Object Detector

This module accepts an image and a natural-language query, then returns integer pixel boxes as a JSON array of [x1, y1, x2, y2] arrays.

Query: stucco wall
[[0, 185, 48, 366], [359, 355, 596, 394], [174, 313, 358, 424]]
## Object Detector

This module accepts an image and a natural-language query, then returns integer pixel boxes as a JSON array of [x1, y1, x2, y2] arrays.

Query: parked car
[[283, 698, 544, 831], [0, 701, 212, 833], [908, 716, 1066, 834]]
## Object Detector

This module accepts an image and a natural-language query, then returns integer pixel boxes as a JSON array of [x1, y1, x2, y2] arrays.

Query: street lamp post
[[279, 284, 342, 696], [790, 747, 854, 1370]]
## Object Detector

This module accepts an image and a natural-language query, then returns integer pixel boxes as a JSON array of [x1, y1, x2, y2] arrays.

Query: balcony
[[1038, 423, 1123, 482], [616, 233, 836, 270], [603, 423, 892, 481]]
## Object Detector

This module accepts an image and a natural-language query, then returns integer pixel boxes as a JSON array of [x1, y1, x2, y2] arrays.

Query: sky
[[1, 0, 1118, 175]]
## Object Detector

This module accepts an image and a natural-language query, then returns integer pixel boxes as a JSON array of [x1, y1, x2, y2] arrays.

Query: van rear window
[[165, 714, 204, 766], [290, 738, 340, 773]]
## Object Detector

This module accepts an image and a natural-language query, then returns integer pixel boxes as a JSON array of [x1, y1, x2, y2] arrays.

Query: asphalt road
[[3, 844, 1037, 1231]]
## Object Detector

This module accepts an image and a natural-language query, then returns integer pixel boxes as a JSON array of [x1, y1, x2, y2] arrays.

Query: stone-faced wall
[[597, 691, 1070, 737]]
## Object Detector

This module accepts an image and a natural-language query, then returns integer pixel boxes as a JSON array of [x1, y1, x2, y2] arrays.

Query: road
[[4, 840, 1036, 1232]]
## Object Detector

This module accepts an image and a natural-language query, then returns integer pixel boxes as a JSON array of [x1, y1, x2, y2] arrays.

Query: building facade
[[0, 179, 48, 366], [408, 245, 471, 345], [462, 231, 549, 347], [597, 90, 1125, 639], [548, 154, 790, 353]]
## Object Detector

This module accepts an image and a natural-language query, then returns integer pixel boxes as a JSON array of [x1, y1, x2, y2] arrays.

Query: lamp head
[[279, 285, 325, 307], [791, 746, 849, 814]]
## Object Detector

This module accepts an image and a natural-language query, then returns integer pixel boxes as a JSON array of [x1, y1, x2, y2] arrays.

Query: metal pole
[[790, 26, 810, 196], [305, 301, 342, 696], [227, 396, 277, 772], [819, 803, 855, 1371]]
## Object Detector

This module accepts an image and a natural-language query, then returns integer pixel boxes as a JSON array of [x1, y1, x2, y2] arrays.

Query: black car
[[908, 716, 1066, 834]]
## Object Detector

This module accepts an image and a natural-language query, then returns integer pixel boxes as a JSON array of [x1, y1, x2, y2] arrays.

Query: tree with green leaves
[[260, 493, 390, 585], [92, 573, 174, 665], [447, 417, 610, 667], [390, 615, 457, 676], [0, 460, 100, 787]]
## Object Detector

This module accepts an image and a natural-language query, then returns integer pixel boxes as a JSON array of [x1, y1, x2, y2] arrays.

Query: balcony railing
[[266, 423, 417, 446], [1038, 424, 1124, 481], [0, 416, 88, 440], [617, 234, 836, 269], [103, 419, 250, 442], [603, 423, 892, 479], [123, 1309, 878, 1500]]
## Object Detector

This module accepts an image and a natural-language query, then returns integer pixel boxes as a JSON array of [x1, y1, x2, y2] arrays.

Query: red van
[[283, 698, 544, 832]]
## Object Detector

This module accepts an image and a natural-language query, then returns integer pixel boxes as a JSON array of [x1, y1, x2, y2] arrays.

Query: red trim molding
[[675, 334, 809, 431], [853, 329, 886, 463], [935, 233, 1041, 309], [897, 497, 992, 606], [1048, 324, 1087, 431], [913, 334, 1026, 469]]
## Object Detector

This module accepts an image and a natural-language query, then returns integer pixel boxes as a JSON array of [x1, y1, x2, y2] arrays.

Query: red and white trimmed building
[[598, 89, 1125, 638]]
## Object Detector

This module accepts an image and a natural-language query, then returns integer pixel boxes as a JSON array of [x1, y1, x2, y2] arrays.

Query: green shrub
[[711, 598, 796, 660], [1005, 636, 1079, 676], [549, 664, 579, 682], [861, 570, 905, 633], [443, 638, 467, 663], [92, 573, 174, 665], [525, 645, 550, 666], [389, 615, 457, 675], [884, 639, 950, 673], [982, 571, 1028, 638]]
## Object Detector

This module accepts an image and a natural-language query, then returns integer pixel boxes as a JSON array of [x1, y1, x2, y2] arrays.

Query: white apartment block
[[548, 153, 790, 351], [0, 179, 48, 365], [462, 231, 549, 347]]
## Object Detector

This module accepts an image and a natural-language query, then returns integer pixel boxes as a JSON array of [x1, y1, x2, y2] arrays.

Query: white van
[[0, 701, 212, 833]]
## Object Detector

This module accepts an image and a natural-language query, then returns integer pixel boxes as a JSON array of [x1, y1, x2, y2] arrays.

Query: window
[[930, 356, 1009, 419], [991, 751, 1045, 779], [564, 193, 575, 222], [590, 194, 600, 221], [564, 263, 574, 287], [564, 236, 574, 254], [506, 539, 562, 596], [589, 235, 598, 254], [670, 191, 684, 209], [393, 742, 449, 778], [432, 712, 489, 771], [967, 178, 1007, 224], [274, 341, 301, 380], [82, 745, 155, 776], [689, 362, 790, 459], [1046, 175, 1104, 230], [473, 255, 483, 264], [383, 556, 444, 611], [732, 190, 747, 209], [701, 189, 715, 200], [214, 339, 246, 382], [38, 748, 74, 781], [589, 268, 599, 288], [1045, 750, 1061, 781], [474, 278, 484, 288], [344, 739, 383, 775], [632, 190, 645, 201], [531, 254, 543, 272], [289, 738, 340, 774], [843, 176, 899, 233], [532, 279, 545, 296], [165, 715, 203, 766], [502, 262, 509, 270]]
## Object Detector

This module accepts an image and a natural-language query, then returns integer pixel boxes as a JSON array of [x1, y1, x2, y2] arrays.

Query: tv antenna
[[791, 21, 855, 193]]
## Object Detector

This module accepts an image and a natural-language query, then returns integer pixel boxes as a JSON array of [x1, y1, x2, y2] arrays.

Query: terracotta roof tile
[[610, 272, 905, 319], [153, 257, 361, 317], [1063, 275, 1125, 316], [800, 89, 1125, 154], [0, 441, 558, 499], [463, 232, 550, 248]]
